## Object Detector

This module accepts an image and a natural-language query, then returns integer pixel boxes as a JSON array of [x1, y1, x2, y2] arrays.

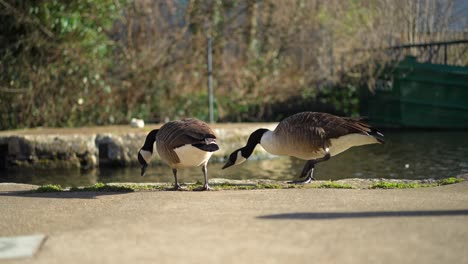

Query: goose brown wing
[[274, 112, 332, 152], [156, 119, 217, 164], [340, 117, 384, 143], [326, 116, 373, 138], [274, 112, 372, 151]]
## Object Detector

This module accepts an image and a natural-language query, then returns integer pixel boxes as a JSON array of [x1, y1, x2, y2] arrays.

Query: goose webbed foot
[[171, 183, 187, 191], [193, 184, 211, 191], [288, 160, 316, 184], [287, 175, 315, 184]]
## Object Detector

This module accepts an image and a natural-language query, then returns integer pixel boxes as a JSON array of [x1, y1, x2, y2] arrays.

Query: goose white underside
[[173, 144, 214, 168], [328, 133, 380, 156], [261, 132, 380, 160]]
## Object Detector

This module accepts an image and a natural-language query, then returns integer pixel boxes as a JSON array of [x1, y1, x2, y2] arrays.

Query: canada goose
[[222, 112, 384, 183], [138, 118, 219, 190]]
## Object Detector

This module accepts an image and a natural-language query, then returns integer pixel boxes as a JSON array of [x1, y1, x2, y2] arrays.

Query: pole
[[444, 44, 447, 65], [207, 37, 214, 123]]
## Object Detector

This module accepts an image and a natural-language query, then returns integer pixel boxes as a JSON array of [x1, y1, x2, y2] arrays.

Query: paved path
[[1, 182, 468, 264]]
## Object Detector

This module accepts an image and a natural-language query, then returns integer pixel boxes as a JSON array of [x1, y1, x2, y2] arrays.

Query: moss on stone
[[317, 181, 354, 189], [370, 182, 427, 189], [31, 176, 465, 193], [370, 177, 464, 189], [35, 184, 64, 192], [69, 183, 135, 192], [438, 177, 464, 185]]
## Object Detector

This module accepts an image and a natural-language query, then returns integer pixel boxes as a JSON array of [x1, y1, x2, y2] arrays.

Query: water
[[1, 131, 467, 186]]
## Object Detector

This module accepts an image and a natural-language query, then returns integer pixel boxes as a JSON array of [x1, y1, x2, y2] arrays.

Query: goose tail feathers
[[369, 128, 385, 144]]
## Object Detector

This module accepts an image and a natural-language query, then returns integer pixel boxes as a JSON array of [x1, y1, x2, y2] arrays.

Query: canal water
[[1, 131, 467, 187]]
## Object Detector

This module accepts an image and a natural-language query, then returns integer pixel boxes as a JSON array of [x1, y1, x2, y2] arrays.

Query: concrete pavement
[[1, 181, 468, 264]]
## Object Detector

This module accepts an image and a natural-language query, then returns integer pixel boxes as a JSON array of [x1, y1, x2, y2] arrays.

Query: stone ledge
[[0, 124, 277, 169], [1, 175, 466, 192]]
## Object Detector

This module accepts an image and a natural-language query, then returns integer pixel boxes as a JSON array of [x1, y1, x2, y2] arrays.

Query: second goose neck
[[142, 129, 159, 152], [242, 128, 269, 157]]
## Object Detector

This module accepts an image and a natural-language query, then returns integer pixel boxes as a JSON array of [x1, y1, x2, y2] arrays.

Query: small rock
[[130, 118, 145, 128]]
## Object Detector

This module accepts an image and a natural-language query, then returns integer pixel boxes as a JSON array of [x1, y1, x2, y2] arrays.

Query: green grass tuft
[[70, 183, 134, 192], [185, 182, 302, 191], [35, 184, 64, 193], [257, 183, 289, 189], [125, 184, 168, 191], [438, 177, 464, 185], [209, 183, 256, 191], [370, 177, 464, 189], [317, 181, 354, 189], [31, 177, 465, 193], [370, 182, 426, 189]]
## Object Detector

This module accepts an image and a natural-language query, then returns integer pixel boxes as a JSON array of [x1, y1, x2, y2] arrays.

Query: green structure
[[360, 56, 468, 128]]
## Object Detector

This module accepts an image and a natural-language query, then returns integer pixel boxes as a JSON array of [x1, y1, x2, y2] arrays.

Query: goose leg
[[314, 150, 331, 163], [288, 160, 316, 184], [193, 164, 211, 191], [172, 168, 184, 191], [300, 160, 315, 178], [199, 164, 211, 191], [288, 149, 331, 184]]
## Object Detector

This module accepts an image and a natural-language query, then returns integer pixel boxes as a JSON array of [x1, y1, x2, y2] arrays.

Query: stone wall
[[0, 124, 277, 169]]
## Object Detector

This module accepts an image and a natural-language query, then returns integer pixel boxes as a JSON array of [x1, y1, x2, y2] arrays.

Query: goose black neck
[[141, 129, 159, 152], [242, 128, 269, 158]]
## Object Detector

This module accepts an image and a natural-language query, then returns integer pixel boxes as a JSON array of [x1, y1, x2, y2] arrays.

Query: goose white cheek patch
[[235, 151, 247, 165], [140, 150, 153, 163]]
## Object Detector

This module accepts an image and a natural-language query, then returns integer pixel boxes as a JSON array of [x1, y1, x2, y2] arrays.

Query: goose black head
[[138, 129, 159, 177], [222, 128, 269, 170], [222, 148, 247, 169], [138, 149, 152, 176]]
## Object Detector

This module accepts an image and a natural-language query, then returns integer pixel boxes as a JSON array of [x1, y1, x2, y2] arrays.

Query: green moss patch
[[35, 184, 64, 193], [438, 177, 464, 185], [317, 181, 354, 189], [30, 177, 465, 193], [370, 177, 464, 189], [208, 182, 302, 191], [370, 182, 429, 189], [69, 183, 135, 192]]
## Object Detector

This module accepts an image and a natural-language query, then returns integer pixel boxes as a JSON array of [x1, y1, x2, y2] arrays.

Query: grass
[[70, 183, 135, 192], [370, 182, 429, 189], [35, 184, 64, 193], [32, 183, 166, 193], [317, 181, 354, 189], [31, 177, 465, 193], [438, 177, 465, 185], [370, 177, 464, 189], [69, 183, 170, 192], [209, 182, 300, 191]]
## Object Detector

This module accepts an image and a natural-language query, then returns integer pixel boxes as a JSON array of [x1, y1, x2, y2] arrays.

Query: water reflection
[[1, 131, 467, 186]]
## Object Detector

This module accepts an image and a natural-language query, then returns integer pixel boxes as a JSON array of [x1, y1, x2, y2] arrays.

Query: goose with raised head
[[222, 112, 384, 183], [138, 118, 219, 190]]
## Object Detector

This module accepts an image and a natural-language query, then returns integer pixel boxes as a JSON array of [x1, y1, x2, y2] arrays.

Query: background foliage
[[1, 0, 466, 129]]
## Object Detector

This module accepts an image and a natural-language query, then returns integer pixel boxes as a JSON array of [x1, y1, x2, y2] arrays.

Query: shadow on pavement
[[0, 190, 131, 199], [258, 210, 468, 220]]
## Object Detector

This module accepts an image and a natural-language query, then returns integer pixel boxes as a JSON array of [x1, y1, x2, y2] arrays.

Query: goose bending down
[[222, 112, 384, 183], [138, 118, 219, 190]]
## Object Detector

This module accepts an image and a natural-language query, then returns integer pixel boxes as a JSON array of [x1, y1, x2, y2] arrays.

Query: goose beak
[[138, 151, 149, 176], [222, 160, 234, 170], [141, 165, 147, 176]]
